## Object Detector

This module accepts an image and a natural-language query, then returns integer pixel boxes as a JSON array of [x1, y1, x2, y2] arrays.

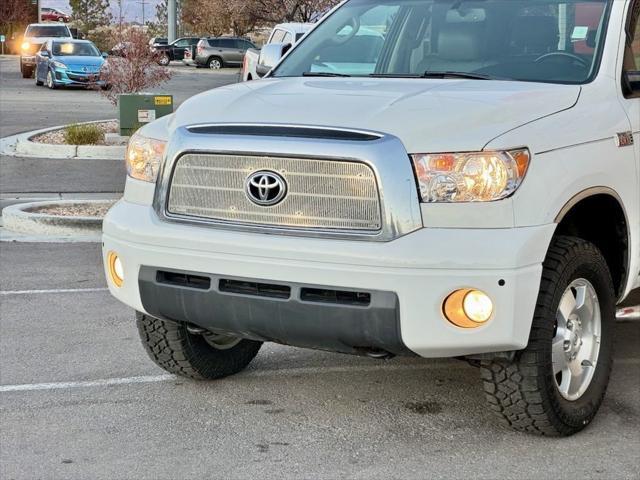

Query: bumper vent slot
[[156, 271, 211, 290], [219, 279, 291, 299], [300, 288, 371, 307]]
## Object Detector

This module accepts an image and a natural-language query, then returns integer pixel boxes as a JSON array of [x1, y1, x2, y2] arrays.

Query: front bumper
[[54, 69, 103, 86], [103, 200, 556, 358]]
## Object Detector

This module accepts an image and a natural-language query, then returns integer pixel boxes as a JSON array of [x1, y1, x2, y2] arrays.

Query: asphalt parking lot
[[0, 55, 639, 479]]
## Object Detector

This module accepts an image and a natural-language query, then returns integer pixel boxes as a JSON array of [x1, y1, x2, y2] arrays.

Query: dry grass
[[63, 123, 104, 145]]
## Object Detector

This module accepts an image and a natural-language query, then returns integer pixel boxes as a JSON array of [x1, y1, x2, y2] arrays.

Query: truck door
[[621, 0, 640, 287]]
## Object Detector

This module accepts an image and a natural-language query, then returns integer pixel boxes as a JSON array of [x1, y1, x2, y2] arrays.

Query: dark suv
[[195, 37, 256, 69], [153, 37, 200, 65]]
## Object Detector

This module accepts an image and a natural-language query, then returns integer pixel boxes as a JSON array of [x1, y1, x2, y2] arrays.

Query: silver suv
[[195, 37, 255, 69]]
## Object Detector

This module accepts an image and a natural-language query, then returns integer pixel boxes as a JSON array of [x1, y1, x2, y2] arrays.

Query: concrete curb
[[2, 200, 110, 236], [2, 120, 125, 160]]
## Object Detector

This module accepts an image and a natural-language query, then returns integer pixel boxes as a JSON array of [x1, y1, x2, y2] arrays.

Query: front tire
[[480, 236, 615, 436], [158, 54, 170, 66], [136, 313, 262, 380], [21, 63, 33, 79], [207, 56, 223, 70], [46, 70, 57, 89]]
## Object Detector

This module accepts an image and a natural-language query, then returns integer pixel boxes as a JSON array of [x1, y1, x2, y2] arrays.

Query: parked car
[[195, 37, 256, 69], [109, 42, 132, 57], [153, 37, 200, 65], [149, 37, 168, 48], [182, 45, 197, 66], [104, 0, 640, 437], [20, 23, 72, 78], [40, 7, 71, 23], [35, 39, 106, 89], [242, 23, 313, 81]]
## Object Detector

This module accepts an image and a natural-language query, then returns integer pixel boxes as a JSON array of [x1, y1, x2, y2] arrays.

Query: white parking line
[[0, 375, 174, 393], [1, 359, 638, 394], [0, 364, 465, 394], [0, 287, 109, 296]]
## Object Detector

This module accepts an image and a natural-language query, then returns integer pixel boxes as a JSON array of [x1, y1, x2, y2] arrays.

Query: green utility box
[[118, 94, 174, 136]]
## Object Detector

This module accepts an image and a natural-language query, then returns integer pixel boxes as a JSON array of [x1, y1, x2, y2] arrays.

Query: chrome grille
[[167, 153, 382, 231]]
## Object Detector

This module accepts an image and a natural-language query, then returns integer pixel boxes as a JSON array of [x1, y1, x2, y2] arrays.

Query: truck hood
[[172, 78, 581, 153], [25, 36, 71, 45]]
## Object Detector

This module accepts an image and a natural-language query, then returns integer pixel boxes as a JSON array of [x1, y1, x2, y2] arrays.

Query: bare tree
[[181, 0, 257, 37], [0, 0, 37, 49], [244, 0, 339, 23], [98, 28, 172, 106], [180, 0, 339, 38]]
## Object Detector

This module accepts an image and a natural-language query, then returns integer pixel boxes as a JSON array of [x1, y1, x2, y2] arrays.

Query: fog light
[[443, 289, 493, 328], [107, 252, 124, 287]]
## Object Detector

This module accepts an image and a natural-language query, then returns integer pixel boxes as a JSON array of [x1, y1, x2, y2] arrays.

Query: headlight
[[125, 132, 167, 183], [21, 42, 30, 51], [411, 149, 530, 203], [52, 60, 68, 69]]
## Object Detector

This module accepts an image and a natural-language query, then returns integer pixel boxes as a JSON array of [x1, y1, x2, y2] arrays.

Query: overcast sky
[[45, 0, 163, 24]]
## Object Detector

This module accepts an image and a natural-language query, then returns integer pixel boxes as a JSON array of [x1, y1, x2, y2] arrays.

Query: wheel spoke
[[552, 335, 567, 374], [568, 358, 583, 378], [558, 367, 571, 396], [557, 290, 576, 324], [575, 286, 595, 328]]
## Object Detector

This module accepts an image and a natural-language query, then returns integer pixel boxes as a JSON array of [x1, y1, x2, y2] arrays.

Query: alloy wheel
[[552, 278, 602, 401], [46, 71, 55, 89]]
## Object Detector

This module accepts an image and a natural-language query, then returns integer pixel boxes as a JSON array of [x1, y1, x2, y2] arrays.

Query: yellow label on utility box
[[154, 96, 173, 106]]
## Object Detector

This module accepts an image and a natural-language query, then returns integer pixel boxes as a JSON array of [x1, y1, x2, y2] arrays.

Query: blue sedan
[[35, 39, 107, 89]]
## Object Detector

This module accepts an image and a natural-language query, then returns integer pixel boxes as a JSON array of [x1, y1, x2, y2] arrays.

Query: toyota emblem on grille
[[245, 170, 287, 206]]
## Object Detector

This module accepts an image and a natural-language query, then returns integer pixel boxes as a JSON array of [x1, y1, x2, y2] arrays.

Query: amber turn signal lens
[[107, 251, 124, 288], [443, 289, 493, 328]]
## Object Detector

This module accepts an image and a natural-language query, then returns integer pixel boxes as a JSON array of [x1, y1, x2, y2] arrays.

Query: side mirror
[[256, 43, 291, 77], [624, 71, 640, 97], [101, 52, 108, 58]]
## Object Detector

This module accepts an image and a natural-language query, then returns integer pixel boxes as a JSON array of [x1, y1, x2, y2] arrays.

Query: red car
[[41, 7, 71, 23]]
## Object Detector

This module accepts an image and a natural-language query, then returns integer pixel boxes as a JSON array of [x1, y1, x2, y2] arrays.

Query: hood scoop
[[187, 124, 382, 142]]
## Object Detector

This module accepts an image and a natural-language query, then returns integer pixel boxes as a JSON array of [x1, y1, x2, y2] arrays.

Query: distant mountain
[[43, 0, 163, 24]]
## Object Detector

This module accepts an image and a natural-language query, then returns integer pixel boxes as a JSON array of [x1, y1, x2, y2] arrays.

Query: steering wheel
[[332, 17, 360, 45], [534, 52, 589, 68]]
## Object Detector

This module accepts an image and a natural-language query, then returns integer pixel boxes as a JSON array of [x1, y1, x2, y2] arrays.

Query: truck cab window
[[273, 0, 612, 85]]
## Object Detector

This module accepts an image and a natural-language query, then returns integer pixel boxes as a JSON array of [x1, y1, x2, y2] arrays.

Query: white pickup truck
[[19, 23, 73, 78], [241, 23, 313, 81], [105, 0, 640, 436]]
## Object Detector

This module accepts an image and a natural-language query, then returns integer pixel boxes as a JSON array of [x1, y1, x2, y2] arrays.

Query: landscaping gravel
[[30, 121, 119, 146], [28, 201, 117, 218]]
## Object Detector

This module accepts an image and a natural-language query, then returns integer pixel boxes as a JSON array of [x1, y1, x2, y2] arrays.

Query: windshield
[[52, 42, 100, 56], [26, 25, 70, 38], [273, 0, 612, 84]]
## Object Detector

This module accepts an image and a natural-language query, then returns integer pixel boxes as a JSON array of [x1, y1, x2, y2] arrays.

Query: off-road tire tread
[[480, 236, 614, 436], [136, 313, 262, 380]]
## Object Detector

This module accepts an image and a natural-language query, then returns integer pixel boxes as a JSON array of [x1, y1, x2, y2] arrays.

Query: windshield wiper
[[421, 71, 494, 80], [368, 73, 422, 78], [302, 72, 352, 77], [368, 71, 506, 80]]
